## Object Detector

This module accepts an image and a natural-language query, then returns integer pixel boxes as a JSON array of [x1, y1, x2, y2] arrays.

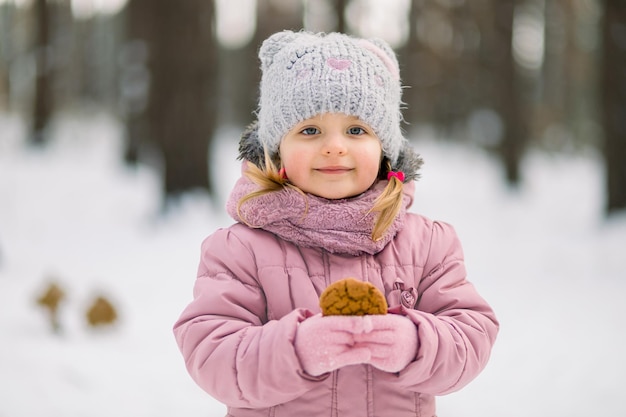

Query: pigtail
[[370, 158, 405, 241], [237, 150, 307, 227]]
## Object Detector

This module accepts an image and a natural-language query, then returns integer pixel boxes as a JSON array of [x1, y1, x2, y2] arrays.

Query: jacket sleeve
[[173, 227, 322, 408], [391, 220, 499, 395]]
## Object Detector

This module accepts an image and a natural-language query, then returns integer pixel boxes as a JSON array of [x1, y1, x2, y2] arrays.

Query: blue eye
[[301, 127, 320, 135], [348, 127, 366, 135]]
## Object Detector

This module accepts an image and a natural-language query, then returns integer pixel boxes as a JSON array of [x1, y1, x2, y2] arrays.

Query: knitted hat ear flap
[[393, 144, 424, 183], [237, 121, 282, 169], [237, 121, 263, 167]]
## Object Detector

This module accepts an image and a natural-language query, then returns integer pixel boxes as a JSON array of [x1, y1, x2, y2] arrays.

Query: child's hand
[[294, 314, 372, 376], [353, 314, 418, 373]]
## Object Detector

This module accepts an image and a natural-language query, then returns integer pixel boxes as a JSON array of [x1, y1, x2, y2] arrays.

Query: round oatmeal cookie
[[319, 278, 388, 316]]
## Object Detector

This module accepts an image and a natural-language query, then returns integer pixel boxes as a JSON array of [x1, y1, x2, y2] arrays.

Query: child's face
[[279, 113, 382, 199]]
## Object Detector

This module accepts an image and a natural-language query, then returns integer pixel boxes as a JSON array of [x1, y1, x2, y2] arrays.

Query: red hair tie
[[387, 171, 405, 182]]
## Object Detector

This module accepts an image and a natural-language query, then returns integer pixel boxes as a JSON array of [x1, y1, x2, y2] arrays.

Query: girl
[[174, 31, 498, 417]]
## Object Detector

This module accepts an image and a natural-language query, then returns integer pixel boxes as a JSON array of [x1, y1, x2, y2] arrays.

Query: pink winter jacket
[[174, 178, 498, 417]]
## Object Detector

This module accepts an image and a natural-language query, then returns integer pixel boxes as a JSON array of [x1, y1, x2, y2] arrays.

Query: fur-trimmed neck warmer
[[226, 174, 415, 256]]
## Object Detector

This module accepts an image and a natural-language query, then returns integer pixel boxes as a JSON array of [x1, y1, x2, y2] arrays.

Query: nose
[[321, 132, 347, 155]]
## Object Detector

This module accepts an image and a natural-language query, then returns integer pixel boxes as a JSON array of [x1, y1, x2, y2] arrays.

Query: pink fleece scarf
[[226, 174, 413, 255]]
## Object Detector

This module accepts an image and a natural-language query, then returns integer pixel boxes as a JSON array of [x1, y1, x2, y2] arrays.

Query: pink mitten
[[294, 314, 372, 376], [353, 314, 418, 373]]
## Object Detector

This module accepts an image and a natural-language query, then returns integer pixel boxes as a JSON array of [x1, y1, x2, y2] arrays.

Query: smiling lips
[[315, 166, 353, 174]]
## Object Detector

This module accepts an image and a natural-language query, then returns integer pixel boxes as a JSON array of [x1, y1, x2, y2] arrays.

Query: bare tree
[[126, 0, 218, 198], [491, 0, 527, 186], [0, 3, 13, 110], [601, 0, 626, 213], [401, 1, 452, 128], [31, 0, 52, 145], [400, 1, 482, 133], [331, 0, 348, 33], [399, 0, 421, 128]]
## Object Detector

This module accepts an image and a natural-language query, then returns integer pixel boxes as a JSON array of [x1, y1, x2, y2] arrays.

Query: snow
[[1, 111, 624, 416]]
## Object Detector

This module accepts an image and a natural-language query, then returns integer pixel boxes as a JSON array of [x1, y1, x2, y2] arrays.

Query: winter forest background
[[1, 1, 626, 416]]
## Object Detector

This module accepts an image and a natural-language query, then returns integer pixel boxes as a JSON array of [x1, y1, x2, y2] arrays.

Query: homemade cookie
[[320, 278, 388, 316]]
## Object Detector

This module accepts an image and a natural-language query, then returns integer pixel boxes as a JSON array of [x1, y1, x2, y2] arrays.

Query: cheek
[[280, 149, 298, 170], [359, 146, 383, 177], [279, 145, 307, 178]]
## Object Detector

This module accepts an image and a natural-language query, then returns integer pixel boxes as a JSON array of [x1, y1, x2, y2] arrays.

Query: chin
[[300, 182, 368, 200], [320, 189, 364, 200]]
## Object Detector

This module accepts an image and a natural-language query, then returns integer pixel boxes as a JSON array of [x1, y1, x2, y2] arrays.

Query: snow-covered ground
[[1, 111, 624, 417]]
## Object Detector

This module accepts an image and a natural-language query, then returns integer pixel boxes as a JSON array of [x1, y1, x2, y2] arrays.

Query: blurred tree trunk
[[562, 1, 599, 149], [400, 0, 441, 127], [399, 0, 421, 128], [331, 0, 347, 33], [124, 0, 153, 165], [31, 0, 52, 145], [0, 4, 13, 110], [256, 0, 303, 36], [602, 0, 626, 213], [399, 1, 472, 133], [447, 2, 480, 129], [126, 0, 218, 198], [539, 0, 566, 138], [492, 0, 526, 186]]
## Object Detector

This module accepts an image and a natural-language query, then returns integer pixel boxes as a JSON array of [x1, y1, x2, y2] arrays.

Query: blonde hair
[[369, 158, 405, 241], [236, 151, 307, 227], [237, 153, 404, 241]]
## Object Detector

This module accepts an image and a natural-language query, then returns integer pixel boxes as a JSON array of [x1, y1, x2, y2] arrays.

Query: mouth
[[315, 166, 353, 175]]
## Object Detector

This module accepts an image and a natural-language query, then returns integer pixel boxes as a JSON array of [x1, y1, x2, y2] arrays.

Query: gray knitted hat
[[240, 30, 423, 182]]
